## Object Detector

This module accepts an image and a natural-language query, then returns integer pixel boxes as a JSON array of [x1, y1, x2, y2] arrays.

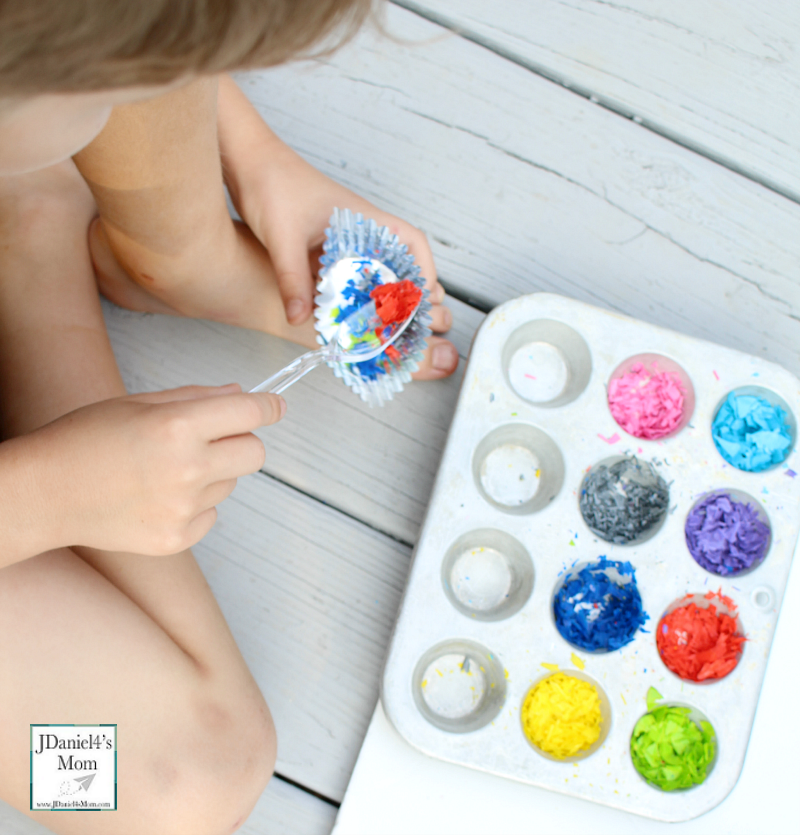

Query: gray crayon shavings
[[580, 457, 669, 544]]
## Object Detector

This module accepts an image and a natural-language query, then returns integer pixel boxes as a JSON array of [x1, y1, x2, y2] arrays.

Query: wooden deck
[[2, 2, 798, 833]]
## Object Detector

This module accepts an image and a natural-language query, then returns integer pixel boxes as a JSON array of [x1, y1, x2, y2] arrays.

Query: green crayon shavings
[[631, 689, 715, 791]]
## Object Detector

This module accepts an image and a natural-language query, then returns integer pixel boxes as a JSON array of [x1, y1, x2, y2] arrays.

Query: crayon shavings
[[657, 591, 745, 682], [608, 362, 686, 440], [554, 557, 648, 652], [579, 457, 669, 544], [521, 673, 602, 759], [630, 687, 716, 791], [685, 492, 770, 575], [315, 208, 431, 406], [712, 392, 793, 472]]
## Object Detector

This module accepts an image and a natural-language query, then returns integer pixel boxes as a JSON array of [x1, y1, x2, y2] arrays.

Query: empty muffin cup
[[413, 640, 507, 733], [579, 455, 669, 544], [607, 353, 694, 440], [502, 320, 592, 407], [520, 670, 611, 761], [473, 424, 565, 514], [442, 530, 534, 621]]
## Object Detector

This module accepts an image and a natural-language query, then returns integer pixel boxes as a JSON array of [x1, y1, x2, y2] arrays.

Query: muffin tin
[[381, 293, 800, 821]]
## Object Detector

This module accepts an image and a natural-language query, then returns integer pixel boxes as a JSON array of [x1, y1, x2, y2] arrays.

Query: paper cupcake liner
[[314, 208, 432, 406]]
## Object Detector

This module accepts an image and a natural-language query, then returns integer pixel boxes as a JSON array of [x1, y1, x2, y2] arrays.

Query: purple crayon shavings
[[787, 469, 797, 478], [711, 392, 793, 472], [685, 493, 770, 575], [579, 457, 670, 544], [553, 557, 649, 652]]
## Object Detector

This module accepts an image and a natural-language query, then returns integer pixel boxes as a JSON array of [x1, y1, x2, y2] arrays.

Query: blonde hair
[[0, 0, 374, 95]]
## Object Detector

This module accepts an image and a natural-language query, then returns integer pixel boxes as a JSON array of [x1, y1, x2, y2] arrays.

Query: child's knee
[[141, 688, 276, 834]]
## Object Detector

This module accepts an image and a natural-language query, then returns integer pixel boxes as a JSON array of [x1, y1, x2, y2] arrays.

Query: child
[[0, 1, 456, 833]]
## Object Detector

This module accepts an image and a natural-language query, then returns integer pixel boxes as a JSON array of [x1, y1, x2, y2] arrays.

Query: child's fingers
[[198, 478, 239, 512], [427, 302, 453, 333], [190, 391, 287, 439], [130, 383, 241, 405], [208, 432, 267, 480], [409, 335, 460, 381], [265, 230, 316, 325], [179, 507, 219, 553]]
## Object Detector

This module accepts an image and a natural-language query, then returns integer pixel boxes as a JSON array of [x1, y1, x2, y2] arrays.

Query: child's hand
[[20, 384, 284, 557], [218, 76, 452, 333]]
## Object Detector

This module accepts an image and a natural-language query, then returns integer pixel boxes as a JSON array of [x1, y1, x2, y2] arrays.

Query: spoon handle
[[249, 347, 329, 394]]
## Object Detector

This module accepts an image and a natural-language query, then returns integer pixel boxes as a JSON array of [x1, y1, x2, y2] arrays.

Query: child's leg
[[0, 163, 275, 834], [73, 78, 460, 378]]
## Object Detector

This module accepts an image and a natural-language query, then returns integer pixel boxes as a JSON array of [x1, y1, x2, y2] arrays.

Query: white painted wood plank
[[398, 0, 800, 202], [194, 471, 409, 801], [0, 803, 52, 835], [242, 777, 337, 835], [104, 298, 485, 545], [235, 3, 800, 376], [0, 776, 337, 835]]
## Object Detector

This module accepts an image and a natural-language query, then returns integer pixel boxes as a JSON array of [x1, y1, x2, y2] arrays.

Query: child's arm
[[216, 74, 445, 327], [0, 386, 285, 566], [74, 76, 459, 378]]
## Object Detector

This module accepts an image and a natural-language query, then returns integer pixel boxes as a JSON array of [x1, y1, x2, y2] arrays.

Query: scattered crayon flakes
[[597, 432, 621, 444], [620, 693, 626, 705], [541, 662, 559, 671], [713, 370, 720, 380], [787, 469, 797, 478], [571, 652, 586, 670], [421, 679, 427, 688]]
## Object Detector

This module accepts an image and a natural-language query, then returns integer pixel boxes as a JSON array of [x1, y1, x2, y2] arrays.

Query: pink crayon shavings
[[608, 362, 686, 440]]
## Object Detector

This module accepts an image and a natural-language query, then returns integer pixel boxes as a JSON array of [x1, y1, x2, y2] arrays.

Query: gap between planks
[[391, 0, 800, 205], [236, 3, 800, 378]]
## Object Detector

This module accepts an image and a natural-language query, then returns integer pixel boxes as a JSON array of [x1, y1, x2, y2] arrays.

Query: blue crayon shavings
[[553, 557, 649, 652], [711, 392, 793, 472], [314, 209, 432, 406]]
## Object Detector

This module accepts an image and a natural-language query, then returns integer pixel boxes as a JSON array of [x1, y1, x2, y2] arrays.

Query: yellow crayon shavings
[[541, 662, 559, 672], [521, 673, 603, 760], [571, 652, 585, 670]]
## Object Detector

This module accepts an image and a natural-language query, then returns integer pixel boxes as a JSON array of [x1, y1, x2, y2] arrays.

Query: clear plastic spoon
[[250, 298, 421, 394]]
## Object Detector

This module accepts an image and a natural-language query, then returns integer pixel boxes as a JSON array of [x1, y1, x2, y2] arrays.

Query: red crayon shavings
[[370, 280, 423, 326], [384, 344, 401, 363], [657, 592, 745, 682], [608, 362, 685, 440]]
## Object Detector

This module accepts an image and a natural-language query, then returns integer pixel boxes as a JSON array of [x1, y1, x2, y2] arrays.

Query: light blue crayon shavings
[[711, 393, 793, 472]]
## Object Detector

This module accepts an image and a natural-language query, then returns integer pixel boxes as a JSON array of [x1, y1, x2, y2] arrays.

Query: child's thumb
[[269, 234, 315, 326]]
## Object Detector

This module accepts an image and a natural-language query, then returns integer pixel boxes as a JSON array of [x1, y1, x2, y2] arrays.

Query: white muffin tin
[[381, 293, 800, 821]]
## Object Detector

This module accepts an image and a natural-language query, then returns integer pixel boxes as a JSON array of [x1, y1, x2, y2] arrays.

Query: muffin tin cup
[[631, 703, 718, 791], [657, 593, 746, 684], [711, 385, 796, 472], [521, 670, 612, 761], [382, 293, 800, 822], [685, 489, 772, 577]]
